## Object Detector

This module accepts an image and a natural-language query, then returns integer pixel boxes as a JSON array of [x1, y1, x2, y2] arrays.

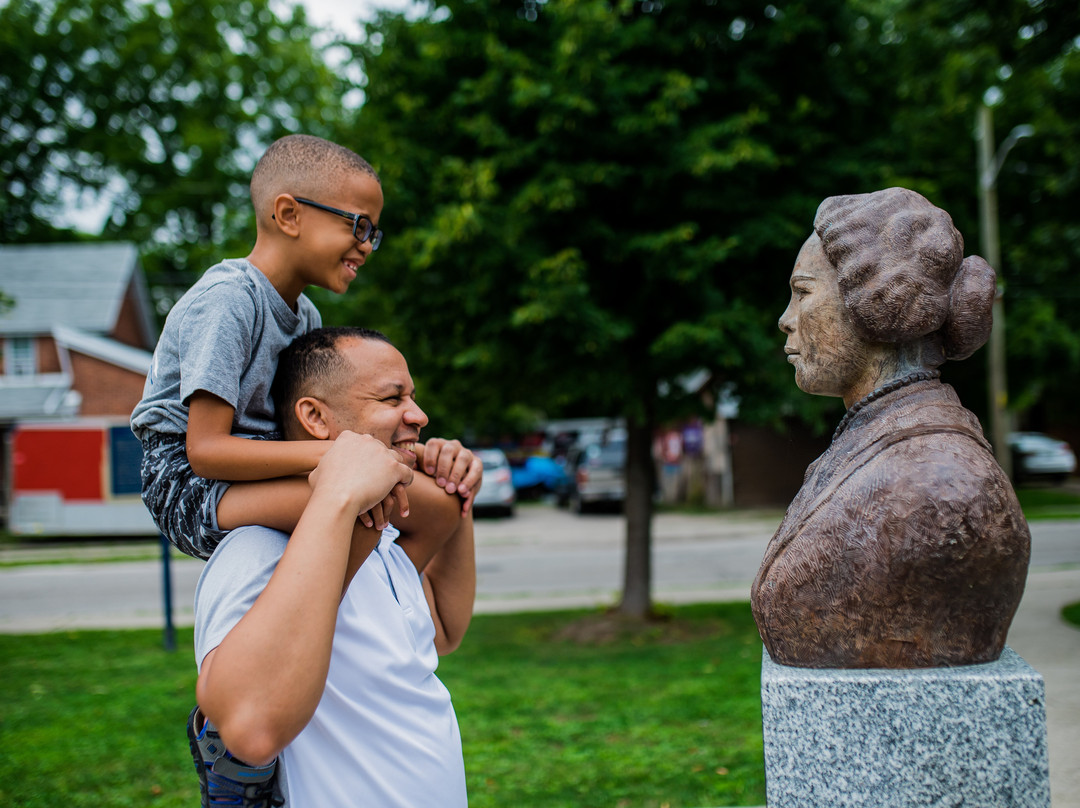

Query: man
[[191, 326, 476, 806]]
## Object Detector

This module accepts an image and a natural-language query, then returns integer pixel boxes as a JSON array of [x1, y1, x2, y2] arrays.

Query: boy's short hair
[[272, 326, 392, 437], [250, 135, 380, 224]]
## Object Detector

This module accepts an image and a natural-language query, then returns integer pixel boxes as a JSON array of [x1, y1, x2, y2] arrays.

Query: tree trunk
[[617, 413, 656, 618]]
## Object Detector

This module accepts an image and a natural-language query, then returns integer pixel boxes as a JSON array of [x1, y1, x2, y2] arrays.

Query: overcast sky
[[294, 0, 420, 39]]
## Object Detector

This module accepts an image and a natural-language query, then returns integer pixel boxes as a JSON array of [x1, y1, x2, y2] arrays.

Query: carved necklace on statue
[[831, 369, 941, 443]]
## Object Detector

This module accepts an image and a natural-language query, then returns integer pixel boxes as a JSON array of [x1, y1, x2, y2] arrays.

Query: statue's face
[[779, 234, 874, 400]]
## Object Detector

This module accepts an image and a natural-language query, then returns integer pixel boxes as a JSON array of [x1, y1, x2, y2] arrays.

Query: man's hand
[[309, 431, 413, 524], [417, 438, 484, 515]]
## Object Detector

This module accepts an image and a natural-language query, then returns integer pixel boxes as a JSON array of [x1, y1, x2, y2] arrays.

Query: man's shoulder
[[203, 526, 290, 578], [194, 526, 291, 668]]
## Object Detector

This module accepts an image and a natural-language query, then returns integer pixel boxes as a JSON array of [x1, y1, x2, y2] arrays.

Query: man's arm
[[421, 513, 476, 655], [394, 439, 481, 570], [393, 472, 476, 655], [392, 473, 464, 571], [194, 432, 412, 766]]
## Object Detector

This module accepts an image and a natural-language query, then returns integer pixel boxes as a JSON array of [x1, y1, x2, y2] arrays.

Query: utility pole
[[975, 102, 1033, 479]]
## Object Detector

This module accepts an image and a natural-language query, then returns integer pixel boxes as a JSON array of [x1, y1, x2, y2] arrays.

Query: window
[[5, 337, 36, 376]]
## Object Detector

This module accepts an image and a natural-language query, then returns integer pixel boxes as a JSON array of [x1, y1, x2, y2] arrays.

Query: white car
[[471, 448, 516, 517], [1008, 432, 1077, 484]]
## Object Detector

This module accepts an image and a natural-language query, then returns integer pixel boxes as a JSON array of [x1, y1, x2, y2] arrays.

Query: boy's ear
[[271, 194, 302, 238], [294, 396, 333, 440]]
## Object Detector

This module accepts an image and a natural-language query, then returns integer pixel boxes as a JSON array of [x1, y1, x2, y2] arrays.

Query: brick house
[[0, 242, 157, 531]]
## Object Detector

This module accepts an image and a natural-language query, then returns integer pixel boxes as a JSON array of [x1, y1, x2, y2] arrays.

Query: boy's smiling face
[[296, 171, 384, 295]]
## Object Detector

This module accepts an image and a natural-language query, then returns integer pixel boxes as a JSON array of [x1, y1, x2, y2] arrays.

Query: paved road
[[1, 506, 1077, 629], [2, 507, 1077, 805]]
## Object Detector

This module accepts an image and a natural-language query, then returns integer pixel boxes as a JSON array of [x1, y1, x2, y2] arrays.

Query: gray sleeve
[[177, 281, 260, 409], [193, 526, 290, 670]]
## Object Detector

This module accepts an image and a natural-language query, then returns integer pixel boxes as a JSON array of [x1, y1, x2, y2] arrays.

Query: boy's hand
[[418, 438, 484, 515], [309, 431, 412, 525], [359, 490, 408, 531]]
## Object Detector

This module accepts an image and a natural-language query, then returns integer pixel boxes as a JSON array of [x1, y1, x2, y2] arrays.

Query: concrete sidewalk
[[1002, 567, 1080, 808]]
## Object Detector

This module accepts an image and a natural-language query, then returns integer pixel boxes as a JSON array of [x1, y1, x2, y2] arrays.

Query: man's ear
[[294, 396, 333, 440], [271, 194, 302, 238]]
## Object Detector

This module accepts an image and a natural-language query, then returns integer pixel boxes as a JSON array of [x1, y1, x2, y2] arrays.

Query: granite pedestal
[[760, 646, 1050, 807]]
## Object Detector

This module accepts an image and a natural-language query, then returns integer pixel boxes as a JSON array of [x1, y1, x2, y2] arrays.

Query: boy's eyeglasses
[[295, 197, 384, 250]]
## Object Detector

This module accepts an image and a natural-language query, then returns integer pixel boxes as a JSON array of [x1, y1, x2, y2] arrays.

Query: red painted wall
[[12, 427, 104, 501]]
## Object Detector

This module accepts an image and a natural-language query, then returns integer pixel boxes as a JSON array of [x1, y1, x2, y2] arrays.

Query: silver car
[[472, 448, 516, 517], [1009, 432, 1077, 484]]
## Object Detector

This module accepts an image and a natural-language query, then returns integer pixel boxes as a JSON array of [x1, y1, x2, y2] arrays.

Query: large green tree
[[873, 0, 1080, 428], [0, 0, 347, 309], [326, 0, 901, 616]]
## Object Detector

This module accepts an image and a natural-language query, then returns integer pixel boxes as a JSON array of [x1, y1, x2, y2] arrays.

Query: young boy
[[130, 134, 480, 561]]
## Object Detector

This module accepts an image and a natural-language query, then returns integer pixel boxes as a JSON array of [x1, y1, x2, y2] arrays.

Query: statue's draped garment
[[751, 378, 1030, 669]]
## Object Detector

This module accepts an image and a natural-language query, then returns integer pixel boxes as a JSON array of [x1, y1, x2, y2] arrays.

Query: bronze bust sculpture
[[750, 187, 1030, 669]]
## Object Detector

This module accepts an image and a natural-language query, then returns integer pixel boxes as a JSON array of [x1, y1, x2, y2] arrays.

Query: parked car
[[510, 455, 570, 500], [1008, 432, 1077, 484], [472, 448, 516, 517], [557, 438, 626, 513]]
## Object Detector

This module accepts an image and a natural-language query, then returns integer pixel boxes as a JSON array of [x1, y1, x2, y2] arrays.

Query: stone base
[[760, 645, 1050, 807]]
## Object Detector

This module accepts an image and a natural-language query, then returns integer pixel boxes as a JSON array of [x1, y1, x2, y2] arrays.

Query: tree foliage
[[327, 0, 903, 435], [872, 0, 1080, 425], [325, 0, 906, 614], [0, 0, 347, 309]]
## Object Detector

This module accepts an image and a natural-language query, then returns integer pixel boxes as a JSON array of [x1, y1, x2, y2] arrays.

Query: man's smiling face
[[322, 337, 428, 468]]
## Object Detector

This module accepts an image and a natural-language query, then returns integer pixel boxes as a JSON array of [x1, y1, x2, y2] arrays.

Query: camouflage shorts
[[140, 433, 230, 560]]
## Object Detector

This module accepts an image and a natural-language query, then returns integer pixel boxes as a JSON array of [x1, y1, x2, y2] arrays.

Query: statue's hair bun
[[942, 255, 996, 360]]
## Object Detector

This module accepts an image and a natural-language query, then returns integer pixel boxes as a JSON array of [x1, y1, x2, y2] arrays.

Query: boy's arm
[[195, 432, 412, 766], [186, 391, 329, 480]]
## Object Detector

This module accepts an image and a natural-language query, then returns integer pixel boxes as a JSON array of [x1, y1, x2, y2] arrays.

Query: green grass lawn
[[1014, 484, 1080, 520], [0, 603, 766, 808]]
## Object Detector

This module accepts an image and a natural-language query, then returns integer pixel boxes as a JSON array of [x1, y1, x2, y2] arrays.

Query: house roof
[[0, 242, 153, 340], [52, 324, 153, 375], [0, 376, 81, 422]]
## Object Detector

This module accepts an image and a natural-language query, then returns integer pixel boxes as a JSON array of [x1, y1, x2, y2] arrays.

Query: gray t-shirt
[[130, 259, 320, 440]]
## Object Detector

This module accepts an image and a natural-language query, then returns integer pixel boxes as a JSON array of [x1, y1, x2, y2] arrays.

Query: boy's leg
[[215, 476, 311, 535], [140, 435, 230, 560]]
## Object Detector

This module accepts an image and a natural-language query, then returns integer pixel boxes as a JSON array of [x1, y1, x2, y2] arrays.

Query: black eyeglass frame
[[294, 197, 383, 250]]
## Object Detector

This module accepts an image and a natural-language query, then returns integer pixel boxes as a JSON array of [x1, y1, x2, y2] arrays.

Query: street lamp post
[[975, 102, 1033, 479]]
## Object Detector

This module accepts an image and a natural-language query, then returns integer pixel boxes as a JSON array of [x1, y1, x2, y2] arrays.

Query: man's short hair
[[250, 135, 380, 223], [272, 326, 392, 436]]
